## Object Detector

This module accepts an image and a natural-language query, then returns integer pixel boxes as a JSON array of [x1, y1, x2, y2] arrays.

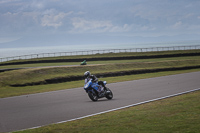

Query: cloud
[[172, 21, 183, 29], [71, 17, 113, 33], [0, 37, 21, 43], [0, 8, 73, 31], [0, 0, 200, 47], [41, 13, 63, 28], [109, 24, 132, 32], [41, 10, 72, 28], [0, 0, 20, 4], [0, 11, 38, 33], [70, 18, 134, 33], [30, 1, 45, 10]]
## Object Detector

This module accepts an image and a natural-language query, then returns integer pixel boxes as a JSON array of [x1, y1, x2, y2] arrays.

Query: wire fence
[[1, 45, 200, 63]]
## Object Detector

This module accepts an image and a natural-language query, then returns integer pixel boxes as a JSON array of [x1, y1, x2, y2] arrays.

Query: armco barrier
[[1, 45, 200, 63], [1, 52, 200, 67]]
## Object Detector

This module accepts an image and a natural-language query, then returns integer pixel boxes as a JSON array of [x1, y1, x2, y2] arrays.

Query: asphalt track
[[0, 72, 200, 132]]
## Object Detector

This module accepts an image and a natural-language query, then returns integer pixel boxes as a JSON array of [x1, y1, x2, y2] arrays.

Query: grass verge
[[15, 90, 200, 133], [1, 59, 200, 86]]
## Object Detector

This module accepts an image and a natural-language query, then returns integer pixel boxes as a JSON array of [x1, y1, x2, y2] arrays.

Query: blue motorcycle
[[84, 79, 113, 101]]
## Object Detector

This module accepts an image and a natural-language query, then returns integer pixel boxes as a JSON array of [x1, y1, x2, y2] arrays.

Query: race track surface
[[0, 72, 200, 132]]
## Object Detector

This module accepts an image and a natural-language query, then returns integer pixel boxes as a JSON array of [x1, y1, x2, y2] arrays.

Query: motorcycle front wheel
[[88, 91, 98, 101], [105, 88, 113, 100]]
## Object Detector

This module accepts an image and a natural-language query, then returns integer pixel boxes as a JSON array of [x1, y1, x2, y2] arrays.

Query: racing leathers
[[85, 75, 105, 93]]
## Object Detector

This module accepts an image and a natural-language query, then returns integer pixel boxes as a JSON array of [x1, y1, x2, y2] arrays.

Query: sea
[[0, 41, 200, 59]]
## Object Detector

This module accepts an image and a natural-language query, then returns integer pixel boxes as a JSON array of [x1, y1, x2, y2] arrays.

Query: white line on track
[[19, 88, 200, 131]]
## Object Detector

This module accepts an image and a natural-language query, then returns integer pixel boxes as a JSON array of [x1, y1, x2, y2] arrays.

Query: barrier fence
[[1, 45, 200, 63]]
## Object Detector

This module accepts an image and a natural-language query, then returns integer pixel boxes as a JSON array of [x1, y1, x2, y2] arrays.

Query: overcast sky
[[0, 0, 200, 48]]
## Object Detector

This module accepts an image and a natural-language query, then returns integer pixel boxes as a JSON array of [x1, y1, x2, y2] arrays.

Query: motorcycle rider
[[84, 71, 105, 93]]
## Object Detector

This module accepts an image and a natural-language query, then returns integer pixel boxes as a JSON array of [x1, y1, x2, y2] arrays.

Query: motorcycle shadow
[[86, 98, 116, 102]]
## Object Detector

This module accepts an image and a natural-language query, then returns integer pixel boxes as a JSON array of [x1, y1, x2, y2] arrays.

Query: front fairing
[[84, 79, 99, 91], [84, 79, 92, 89]]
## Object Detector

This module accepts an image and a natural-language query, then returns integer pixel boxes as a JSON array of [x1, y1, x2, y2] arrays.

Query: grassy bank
[[1, 59, 200, 86], [15, 90, 200, 133]]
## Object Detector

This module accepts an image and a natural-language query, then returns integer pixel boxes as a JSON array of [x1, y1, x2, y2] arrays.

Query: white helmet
[[84, 71, 91, 78]]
